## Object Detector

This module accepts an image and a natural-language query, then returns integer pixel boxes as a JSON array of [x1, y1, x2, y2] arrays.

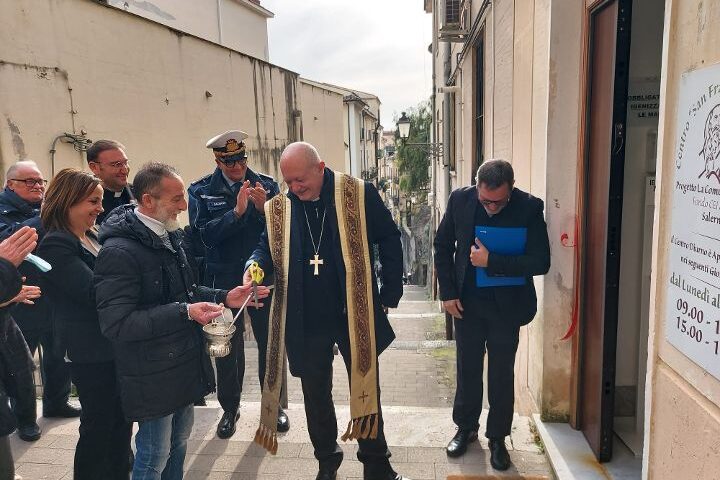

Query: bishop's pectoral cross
[[309, 254, 324, 276]]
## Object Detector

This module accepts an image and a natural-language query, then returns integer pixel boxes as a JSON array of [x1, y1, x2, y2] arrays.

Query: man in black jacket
[[433, 160, 550, 470], [188, 130, 288, 438], [0, 161, 79, 441], [94, 162, 267, 479], [86, 139, 136, 224]]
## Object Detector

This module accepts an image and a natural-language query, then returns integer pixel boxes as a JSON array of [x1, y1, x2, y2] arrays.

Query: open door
[[579, 0, 633, 462]]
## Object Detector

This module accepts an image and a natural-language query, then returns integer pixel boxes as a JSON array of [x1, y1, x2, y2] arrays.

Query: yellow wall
[[645, 0, 720, 477]]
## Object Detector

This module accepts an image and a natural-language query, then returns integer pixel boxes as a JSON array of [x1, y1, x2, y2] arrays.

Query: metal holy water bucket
[[202, 320, 236, 358]]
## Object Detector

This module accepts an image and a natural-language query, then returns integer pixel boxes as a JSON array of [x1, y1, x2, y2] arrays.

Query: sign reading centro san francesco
[[666, 63, 720, 379]]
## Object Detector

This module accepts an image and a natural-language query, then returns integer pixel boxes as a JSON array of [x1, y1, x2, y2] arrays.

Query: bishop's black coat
[[247, 169, 403, 377]]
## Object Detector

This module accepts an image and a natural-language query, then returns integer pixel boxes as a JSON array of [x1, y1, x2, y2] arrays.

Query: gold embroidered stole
[[254, 172, 378, 455], [335, 172, 379, 441], [254, 194, 291, 455]]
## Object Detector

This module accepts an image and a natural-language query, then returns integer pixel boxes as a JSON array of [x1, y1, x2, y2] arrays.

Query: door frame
[[571, 0, 634, 461]]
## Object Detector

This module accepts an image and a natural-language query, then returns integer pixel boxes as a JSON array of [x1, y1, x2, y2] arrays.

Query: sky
[[261, 0, 432, 130]]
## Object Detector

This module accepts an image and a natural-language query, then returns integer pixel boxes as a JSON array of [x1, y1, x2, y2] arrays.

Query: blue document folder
[[474, 226, 527, 287]]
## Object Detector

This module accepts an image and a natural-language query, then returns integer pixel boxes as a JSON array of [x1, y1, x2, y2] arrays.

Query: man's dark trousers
[[300, 333, 392, 476], [18, 326, 71, 412], [215, 292, 273, 412], [452, 295, 520, 438]]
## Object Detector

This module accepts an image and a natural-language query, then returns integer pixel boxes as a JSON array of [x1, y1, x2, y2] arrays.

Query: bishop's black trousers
[[300, 333, 394, 478], [216, 293, 275, 413], [452, 298, 520, 439]]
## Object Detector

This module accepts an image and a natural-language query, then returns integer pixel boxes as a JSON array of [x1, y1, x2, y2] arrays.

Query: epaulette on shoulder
[[190, 173, 212, 187], [256, 172, 275, 181]]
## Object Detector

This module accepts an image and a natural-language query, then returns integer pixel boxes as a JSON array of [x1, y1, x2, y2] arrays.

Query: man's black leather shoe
[[277, 408, 290, 433], [446, 429, 478, 457], [194, 397, 207, 407], [43, 402, 81, 418], [489, 437, 511, 471], [216, 410, 239, 439], [315, 468, 337, 480], [17, 423, 41, 442]]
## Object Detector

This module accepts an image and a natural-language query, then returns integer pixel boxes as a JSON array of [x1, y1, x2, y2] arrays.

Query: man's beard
[[163, 218, 181, 232]]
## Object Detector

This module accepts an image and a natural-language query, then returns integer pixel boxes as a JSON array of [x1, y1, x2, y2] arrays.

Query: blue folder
[[474, 226, 527, 287]]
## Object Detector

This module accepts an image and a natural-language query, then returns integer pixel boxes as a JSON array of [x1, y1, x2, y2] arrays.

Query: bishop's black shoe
[[315, 468, 337, 480], [364, 472, 411, 480], [216, 409, 239, 439], [446, 429, 478, 457], [277, 408, 290, 433], [488, 437, 511, 471]]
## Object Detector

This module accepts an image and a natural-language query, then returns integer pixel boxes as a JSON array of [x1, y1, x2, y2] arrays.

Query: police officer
[[188, 130, 290, 439]]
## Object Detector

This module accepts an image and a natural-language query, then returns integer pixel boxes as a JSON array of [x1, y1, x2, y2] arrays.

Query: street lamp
[[397, 112, 411, 139], [396, 113, 442, 156]]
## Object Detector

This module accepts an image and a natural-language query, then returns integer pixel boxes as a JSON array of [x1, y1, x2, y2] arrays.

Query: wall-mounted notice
[[666, 63, 720, 379]]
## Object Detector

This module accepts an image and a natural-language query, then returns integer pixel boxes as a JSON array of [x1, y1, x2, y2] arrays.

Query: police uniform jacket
[[188, 167, 279, 288]]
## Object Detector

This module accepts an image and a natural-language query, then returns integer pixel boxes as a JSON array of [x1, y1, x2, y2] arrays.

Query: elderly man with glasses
[[188, 130, 289, 439], [86, 139, 136, 224], [0, 161, 80, 442], [433, 159, 550, 470]]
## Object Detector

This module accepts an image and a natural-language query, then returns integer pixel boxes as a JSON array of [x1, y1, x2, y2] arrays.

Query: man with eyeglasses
[[434, 159, 550, 470], [86, 139, 136, 224], [188, 130, 289, 439], [0, 161, 80, 442]]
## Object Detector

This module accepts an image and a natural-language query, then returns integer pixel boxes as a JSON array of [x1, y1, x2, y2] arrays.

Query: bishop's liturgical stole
[[254, 172, 379, 454]]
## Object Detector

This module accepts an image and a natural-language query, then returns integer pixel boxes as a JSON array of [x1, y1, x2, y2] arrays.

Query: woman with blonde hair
[[37, 168, 131, 479]]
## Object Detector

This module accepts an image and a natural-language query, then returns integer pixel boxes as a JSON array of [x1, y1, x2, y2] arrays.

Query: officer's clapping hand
[[0, 226, 38, 267], [248, 182, 267, 212], [226, 283, 269, 309], [188, 302, 224, 326], [234, 180, 251, 217]]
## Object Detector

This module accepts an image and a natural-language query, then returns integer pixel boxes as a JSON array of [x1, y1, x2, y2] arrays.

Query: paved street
[[10, 286, 553, 479]]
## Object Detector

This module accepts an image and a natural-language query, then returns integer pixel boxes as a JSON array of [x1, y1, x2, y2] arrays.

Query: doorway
[[578, 0, 664, 463]]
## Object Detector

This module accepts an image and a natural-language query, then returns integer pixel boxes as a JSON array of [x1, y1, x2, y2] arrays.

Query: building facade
[[106, 0, 273, 61], [425, 0, 720, 477], [0, 0, 377, 226]]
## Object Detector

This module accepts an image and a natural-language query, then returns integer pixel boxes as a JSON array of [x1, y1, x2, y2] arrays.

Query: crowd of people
[[0, 130, 550, 480]]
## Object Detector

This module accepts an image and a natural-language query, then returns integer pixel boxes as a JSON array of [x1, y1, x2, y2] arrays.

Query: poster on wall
[[666, 63, 720, 380]]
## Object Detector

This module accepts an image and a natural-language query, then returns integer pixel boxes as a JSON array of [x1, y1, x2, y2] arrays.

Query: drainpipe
[[347, 104, 353, 175], [441, 1, 453, 337], [216, 0, 223, 44], [428, 2, 439, 300], [443, 44, 452, 203]]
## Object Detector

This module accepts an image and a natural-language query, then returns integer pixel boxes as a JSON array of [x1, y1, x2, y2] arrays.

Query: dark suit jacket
[[434, 186, 550, 326], [248, 169, 404, 377]]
